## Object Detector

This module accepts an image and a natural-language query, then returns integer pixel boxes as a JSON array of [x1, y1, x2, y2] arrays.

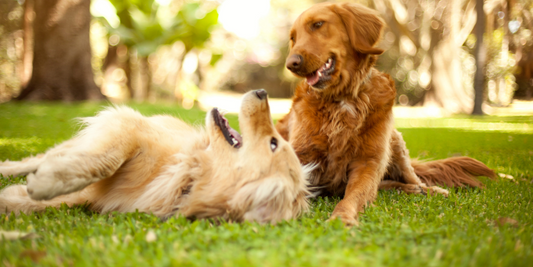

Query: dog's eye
[[270, 138, 278, 152], [312, 21, 324, 29]]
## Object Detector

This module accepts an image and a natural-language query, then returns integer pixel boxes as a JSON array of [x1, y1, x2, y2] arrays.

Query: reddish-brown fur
[[276, 2, 496, 226]]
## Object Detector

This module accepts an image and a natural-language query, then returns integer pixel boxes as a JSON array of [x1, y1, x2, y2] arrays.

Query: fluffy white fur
[[0, 90, 309, 223]]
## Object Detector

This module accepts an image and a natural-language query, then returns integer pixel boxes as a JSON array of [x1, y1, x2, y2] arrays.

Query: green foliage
[[0, 103, 532, 266], [485, 29, 517, 81], [174, 3, 219, 52], [96, 0, 219, 56]]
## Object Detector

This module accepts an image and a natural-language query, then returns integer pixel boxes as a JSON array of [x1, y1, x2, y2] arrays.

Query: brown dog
[[276, 2, 495, 226]]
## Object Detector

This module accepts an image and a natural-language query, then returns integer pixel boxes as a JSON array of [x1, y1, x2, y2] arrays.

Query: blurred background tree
[[0, 0, 531, 114], [93, 0, 219, 106], [373, 0, 532, 114], [0, 0, 23, 102], [473, 0, 487, 115], [373, 0, 479, 113], [15, 0, 105, 101], [94, 0, 219, 104]]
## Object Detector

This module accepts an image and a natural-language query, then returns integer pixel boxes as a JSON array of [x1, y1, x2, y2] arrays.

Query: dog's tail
[[412, 157, 496, 188]]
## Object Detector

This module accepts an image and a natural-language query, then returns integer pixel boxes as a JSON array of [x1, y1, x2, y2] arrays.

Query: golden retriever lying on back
[[0, 90, 309, 223], [276, 3, 495, 226]]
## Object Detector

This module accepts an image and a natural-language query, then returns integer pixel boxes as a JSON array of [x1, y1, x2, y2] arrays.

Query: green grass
[[0, 102, 532, 266]]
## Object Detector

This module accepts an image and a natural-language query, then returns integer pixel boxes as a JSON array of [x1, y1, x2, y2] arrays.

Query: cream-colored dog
[[0, 90, 309, 223]]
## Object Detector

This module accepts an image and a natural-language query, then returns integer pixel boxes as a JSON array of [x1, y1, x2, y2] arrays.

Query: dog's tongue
[[306, 71, 319, 86]]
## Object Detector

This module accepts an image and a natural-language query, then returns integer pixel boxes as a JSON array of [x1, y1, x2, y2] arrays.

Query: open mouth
[[306, 57, 336, 87], [212, 108, 243, 148]]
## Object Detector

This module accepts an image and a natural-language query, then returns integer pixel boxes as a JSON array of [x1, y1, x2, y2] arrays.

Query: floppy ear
[[332, 3, 385, 55]]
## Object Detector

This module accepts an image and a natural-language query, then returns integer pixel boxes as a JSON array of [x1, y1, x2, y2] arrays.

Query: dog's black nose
[[255, 89, 267, 100], [286, 54, 303, 72]]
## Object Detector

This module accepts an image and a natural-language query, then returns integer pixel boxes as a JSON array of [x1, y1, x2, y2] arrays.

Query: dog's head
[[286, 2, 384, 92], [200, 90, 309, 223]]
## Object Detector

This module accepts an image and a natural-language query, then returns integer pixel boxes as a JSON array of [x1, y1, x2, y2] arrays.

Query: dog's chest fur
[[289, 87, 371, 194]]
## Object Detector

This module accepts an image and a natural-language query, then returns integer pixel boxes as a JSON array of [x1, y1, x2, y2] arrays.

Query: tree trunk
[[124, 50, 133, 99], [16, 0, 104, 101], [135, 56, 151, 101], [472, 0, 486, 115], [0, 0, 23, 101], [19, 0, 34, 87], [423, 0, 474, 113]]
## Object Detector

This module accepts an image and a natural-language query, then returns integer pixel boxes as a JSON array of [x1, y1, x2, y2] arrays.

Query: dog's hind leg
[[0, 155, 46, 178], [25, 109, 141, 201], [0, 184, 88, 215], [26, 139, 133, 201], [378, 180, 425, 195], [387, 129, 449, 197]]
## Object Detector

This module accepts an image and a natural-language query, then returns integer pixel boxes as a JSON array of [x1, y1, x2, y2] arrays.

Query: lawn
[[0, 102, 532, 266]]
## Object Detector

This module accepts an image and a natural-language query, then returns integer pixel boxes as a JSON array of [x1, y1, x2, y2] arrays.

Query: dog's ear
[[229, 177, 299, 223], [332, 3, 384, 55]]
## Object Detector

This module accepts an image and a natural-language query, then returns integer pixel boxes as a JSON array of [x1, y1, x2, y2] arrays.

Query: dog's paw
[[26, 173, 60, 200], [427, 186, 450, 197], [327, 212, 359, 227], [423, 186, 449, 197], [401, 184, 426, 195], [26, 163, 72, 200], [26, 162, 93, 200]]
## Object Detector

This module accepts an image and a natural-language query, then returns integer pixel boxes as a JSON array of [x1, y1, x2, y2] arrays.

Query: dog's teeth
[[325, 58, 332, 69], [318, 71, 322, 77], [232, 138, 237, 145]]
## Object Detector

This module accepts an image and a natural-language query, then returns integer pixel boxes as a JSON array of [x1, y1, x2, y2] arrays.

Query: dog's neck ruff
[[361, 70, 373, 85]]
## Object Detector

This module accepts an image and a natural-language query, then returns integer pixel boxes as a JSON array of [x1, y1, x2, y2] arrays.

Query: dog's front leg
[[329, 158, 386, 227]]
